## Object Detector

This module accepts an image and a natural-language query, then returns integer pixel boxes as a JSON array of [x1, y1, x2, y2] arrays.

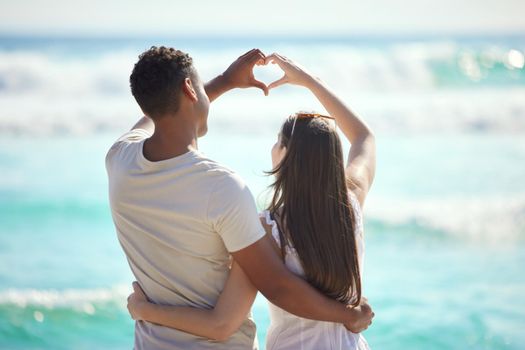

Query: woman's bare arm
[[127, 261, 257, 342], [265, 53, 376, 207], [307, 78, 376, 207]]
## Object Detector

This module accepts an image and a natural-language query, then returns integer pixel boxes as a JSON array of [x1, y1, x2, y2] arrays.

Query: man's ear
[[181, 77, 198, 102]]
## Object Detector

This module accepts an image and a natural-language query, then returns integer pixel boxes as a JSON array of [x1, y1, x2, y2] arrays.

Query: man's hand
[[232, 235, 375, 328], [344, 297, 375, 333], [221, 48, 268, 95], [205, 49, 268, 102]]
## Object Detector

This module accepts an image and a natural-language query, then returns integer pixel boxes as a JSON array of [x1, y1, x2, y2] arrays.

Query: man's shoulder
[[105, 129, 150, 168], [193, 153, 246, 189]]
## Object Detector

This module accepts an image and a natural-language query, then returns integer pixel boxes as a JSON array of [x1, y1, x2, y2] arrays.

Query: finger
[[239, 48, 256, 59], [265, 53, 285, 65], [251, 48, 265, 58], [268, 75, 288, 90], [244, 49, 263, 62], [255, 48, 266, 57], [248, 52, 265, 65], [256, 56, 267, 66], [265, 58, 278, 65], [132, 281, 143, 295], [264, 53, 276, 64], [251, 79, 269, 96], [266, 57, 285, 68], [264, 54, 279, 65]]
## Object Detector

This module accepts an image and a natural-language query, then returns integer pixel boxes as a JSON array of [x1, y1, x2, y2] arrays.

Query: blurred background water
[[0, 34, 524, 350]]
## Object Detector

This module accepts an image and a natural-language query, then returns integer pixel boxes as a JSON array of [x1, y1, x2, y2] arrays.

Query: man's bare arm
[[205, 49, 268, 102], [128, 49, 267, 131], [126, 49, 268, 134], [231, 235, 374, 332]]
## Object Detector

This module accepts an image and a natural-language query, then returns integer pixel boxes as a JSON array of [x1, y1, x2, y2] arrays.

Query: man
[[106, 46, 373, 349]]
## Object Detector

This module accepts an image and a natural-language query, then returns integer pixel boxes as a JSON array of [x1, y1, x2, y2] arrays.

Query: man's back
[[106, 129, 264, 349]]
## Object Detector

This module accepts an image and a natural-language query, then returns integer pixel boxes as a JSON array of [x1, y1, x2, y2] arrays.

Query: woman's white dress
[[260, 192, 370, 350]]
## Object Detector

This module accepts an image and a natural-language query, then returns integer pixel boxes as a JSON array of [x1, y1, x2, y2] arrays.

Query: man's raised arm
[[205, 49, 268, 102], [128, 49, 267, 132]]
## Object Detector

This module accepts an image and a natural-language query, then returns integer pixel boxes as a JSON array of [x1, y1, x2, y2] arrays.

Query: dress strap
[[259, 210, 297, 255], [260, 210, 283, 248]]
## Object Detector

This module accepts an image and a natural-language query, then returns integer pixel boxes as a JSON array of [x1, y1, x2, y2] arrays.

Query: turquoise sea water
[[1, 36, 525, 349]]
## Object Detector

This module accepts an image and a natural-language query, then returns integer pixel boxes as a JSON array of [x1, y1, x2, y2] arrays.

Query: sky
[[1, 0, 525, 37]]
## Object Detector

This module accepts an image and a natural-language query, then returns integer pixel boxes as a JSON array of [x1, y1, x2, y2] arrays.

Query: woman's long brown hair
[[267, 114, 362, 306]]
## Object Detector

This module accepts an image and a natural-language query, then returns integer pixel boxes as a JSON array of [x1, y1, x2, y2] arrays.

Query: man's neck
[[143, 118, 199, 162]]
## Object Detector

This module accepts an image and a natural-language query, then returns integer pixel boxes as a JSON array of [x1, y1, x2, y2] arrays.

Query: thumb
[[268, 75, 288, 90], [251, 79, 269, 96], [132, 281, 141, 294]]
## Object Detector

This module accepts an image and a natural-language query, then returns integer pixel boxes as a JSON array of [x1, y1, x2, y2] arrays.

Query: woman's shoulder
[[259, 210, 298, 254]]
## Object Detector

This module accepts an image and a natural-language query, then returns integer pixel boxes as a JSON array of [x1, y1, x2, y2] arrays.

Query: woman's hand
[[343, 297, 375, 333], [127, 281, 149, 321], [264, 53, 316, 90]]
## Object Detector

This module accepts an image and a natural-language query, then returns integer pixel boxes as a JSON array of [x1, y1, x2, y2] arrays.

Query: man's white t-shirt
[[106, 129, 266, 350]]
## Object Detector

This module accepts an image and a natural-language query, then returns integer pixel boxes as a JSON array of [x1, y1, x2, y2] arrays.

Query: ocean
[[0, 35, 524, 349]]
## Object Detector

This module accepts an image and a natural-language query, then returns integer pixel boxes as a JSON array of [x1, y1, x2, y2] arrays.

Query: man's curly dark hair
[[130, 46, 195, 119]]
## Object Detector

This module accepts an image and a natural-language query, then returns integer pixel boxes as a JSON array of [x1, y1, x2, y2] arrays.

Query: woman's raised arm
[[265, 53, 376, 207]]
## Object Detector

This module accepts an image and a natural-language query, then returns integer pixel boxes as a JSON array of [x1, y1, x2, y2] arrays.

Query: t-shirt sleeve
[[105, 128, 152, 171], [207, 173, 266, 252]]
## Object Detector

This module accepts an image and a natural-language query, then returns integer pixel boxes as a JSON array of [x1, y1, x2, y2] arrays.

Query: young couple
[[106, 47, 376, 349]]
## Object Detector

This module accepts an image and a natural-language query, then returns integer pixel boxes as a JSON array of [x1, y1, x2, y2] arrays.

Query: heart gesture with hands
[[222, 50, 315, 96]]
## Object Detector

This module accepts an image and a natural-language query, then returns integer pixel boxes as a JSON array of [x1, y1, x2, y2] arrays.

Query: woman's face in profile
[[271, 133, 286, 170]]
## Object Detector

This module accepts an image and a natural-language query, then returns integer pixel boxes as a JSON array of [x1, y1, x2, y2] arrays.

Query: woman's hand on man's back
[[344, 297, 375, 333]]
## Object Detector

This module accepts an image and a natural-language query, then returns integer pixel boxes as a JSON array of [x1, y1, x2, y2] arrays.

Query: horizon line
[[1, 31, 525, 41]]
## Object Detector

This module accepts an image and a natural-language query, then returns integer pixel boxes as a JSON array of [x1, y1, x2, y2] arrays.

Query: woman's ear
[[182, 77, 198, 102]]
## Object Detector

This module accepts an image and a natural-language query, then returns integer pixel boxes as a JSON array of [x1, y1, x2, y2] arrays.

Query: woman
[[127, 53, 376, 349]]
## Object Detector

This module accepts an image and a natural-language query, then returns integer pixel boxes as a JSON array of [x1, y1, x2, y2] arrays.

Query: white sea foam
[[0, 42, 523, 135], [1, 87, 524, 136], [0, 51, 135, 96], [0, 285, 129, 310], [366, 194, 525, 242]]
